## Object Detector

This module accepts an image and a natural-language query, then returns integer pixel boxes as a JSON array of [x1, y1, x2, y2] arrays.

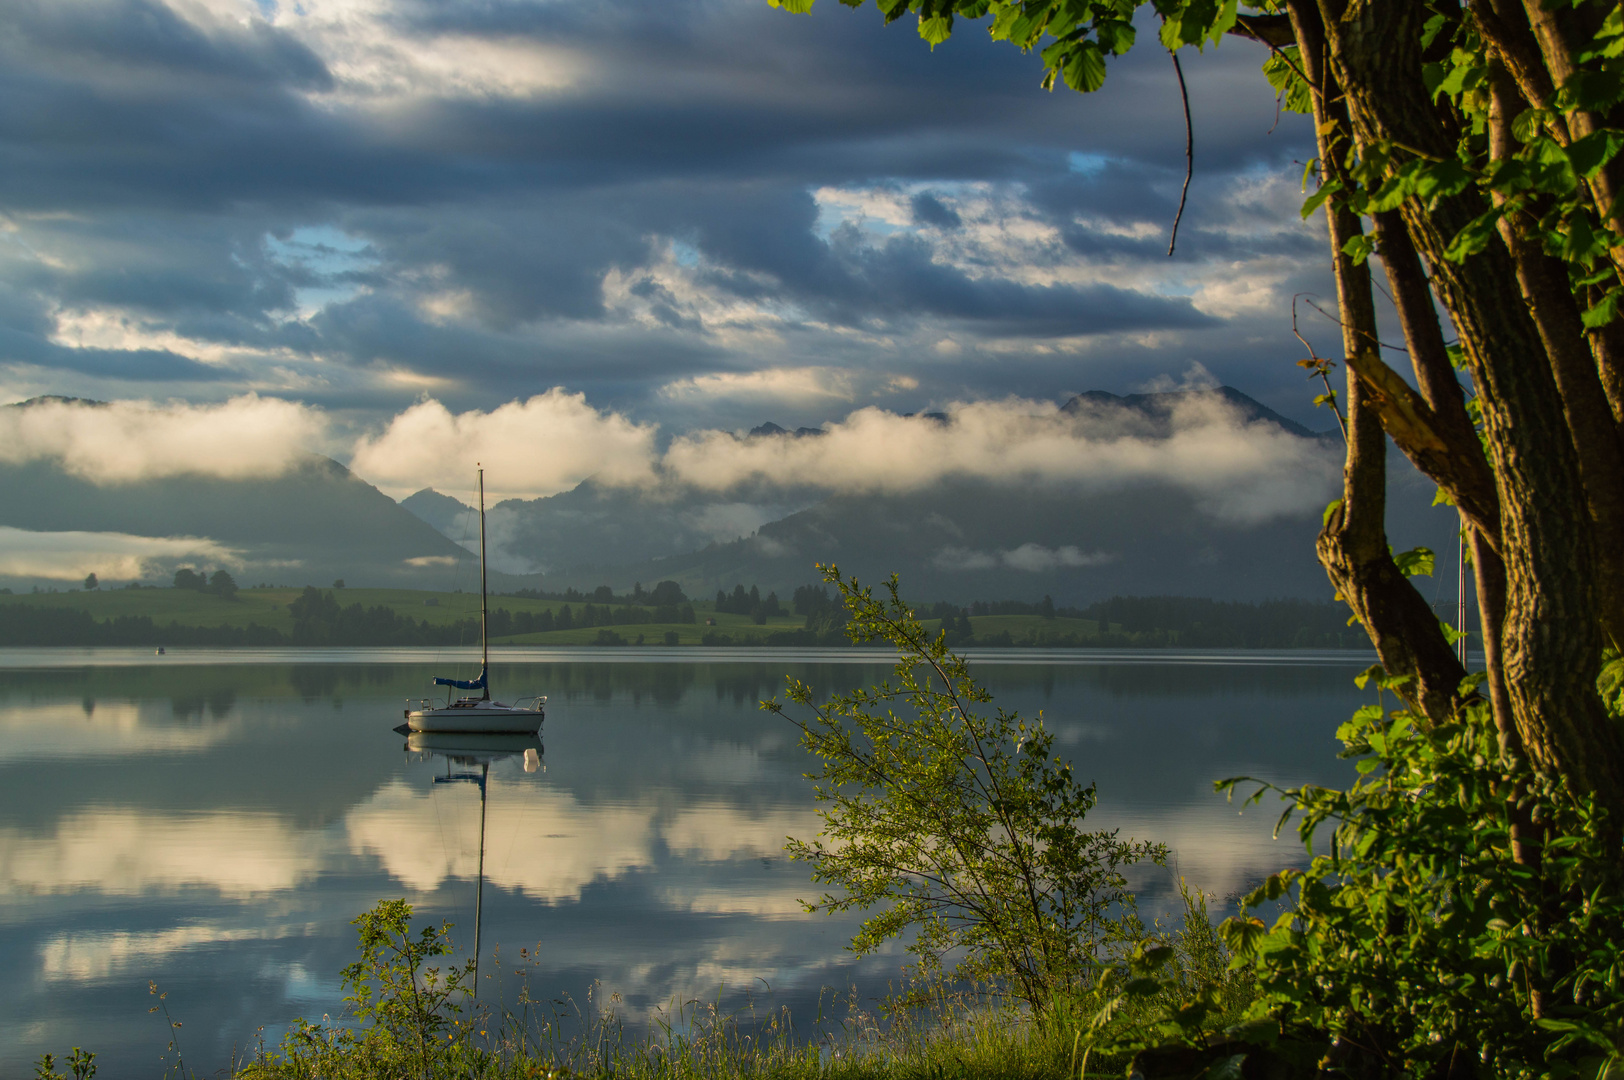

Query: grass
[[66, 885, 1246, 1080], [1, 589, 1135, 649], [0, 586, 827, 646]]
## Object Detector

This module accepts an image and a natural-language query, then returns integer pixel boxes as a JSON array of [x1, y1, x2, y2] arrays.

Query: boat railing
[[407, 697, 440, 713], [511, 695, 547, 712]]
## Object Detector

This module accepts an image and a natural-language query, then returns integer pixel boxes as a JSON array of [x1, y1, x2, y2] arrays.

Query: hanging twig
[[1293, 293, 1349, 442], [1168, 47, 1193, 257]]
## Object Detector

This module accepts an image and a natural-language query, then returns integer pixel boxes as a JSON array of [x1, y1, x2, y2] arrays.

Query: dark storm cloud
[[0, 0, 1324, 420], [910, 193, 962, 230]]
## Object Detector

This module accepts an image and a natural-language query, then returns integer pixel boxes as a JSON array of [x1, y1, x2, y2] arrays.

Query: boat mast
[[479, 465, 489, 699], [473, 760, 487, 995]]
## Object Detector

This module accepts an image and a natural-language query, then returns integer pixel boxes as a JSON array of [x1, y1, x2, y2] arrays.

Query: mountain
[[399, 488, 477, 538], [463, 478, 821, 576], [439, 386, 1452, 605], [1059, 386, 1329, 439], [0, 454, 477, 589]]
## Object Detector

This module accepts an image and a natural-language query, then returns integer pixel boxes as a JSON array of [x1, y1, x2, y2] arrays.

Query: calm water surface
[[0, 646, 1375, 1073]]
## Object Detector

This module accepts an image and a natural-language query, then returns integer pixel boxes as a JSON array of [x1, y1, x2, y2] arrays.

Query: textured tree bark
[[1320, 0, 1624, 808], [1487, 70, 1624, 652], [1288, 0, 1468, 726], [1586, 296, 1624, 425]]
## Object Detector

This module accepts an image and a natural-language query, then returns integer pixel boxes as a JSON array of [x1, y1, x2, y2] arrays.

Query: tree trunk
[[1288, 0, 1468, 725], [1318, 0, 1624, 809]]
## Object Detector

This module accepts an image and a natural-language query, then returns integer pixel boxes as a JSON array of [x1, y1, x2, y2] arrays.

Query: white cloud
[[0, 701, 236, 762], [165, 0, 593, 104], [662, 394, 1338, 523], [0, 394, 326, 483], [0, 809, 332, 898], [348, 390, 659, 502], [345, 778, 655, 902], [659, 367, 856, 407], [0, 527, 239, 581], [40, 924, 271, 982]]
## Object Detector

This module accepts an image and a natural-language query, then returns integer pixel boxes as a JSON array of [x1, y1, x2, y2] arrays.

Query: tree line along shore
[[0, 575, 1366, 649]]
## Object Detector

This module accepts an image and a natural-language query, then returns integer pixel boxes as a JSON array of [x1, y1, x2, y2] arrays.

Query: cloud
[[348, 390, 659, 502], [0, 808, 332, 898], [0, 701, 236, 763], [0, 527, 239, 581], [662, 393, 1338, 522], [41, 924, 271, 982], [0, 394, 326, 483], [934, 543, 1114, 573], [659, 366, 856, 406]]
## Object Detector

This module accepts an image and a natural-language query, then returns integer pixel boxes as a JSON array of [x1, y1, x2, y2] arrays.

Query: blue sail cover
[[433, 665, 487, 690]]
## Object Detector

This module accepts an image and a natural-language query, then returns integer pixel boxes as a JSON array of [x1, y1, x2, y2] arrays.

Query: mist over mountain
[[0, 386, 1455, 603], [0, 453, 474, 590], [393, 386, 1453, 606]]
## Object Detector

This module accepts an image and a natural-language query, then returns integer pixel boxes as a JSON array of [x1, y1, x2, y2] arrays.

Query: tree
[[208, 569, 238, 599], [82, 573, 97, 592], [763, 566, 1166, 1011], [649, 579, 687, 607], [768, 0, 1624, 1054], [172, 568, 204, 591], [769, 0, 1624, 833]]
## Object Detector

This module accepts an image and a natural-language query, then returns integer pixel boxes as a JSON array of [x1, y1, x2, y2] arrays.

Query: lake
[[0, 646, 1375, 1073]]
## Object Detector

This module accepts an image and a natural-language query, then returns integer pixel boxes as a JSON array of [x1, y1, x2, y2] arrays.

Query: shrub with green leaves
[[763, 566, 1166, 1013], [244, 899, 479, 1078], [1152, 677, 1624, 1079]]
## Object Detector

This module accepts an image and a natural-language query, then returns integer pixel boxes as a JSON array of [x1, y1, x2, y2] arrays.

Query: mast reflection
[[399, 727, 544, 993]]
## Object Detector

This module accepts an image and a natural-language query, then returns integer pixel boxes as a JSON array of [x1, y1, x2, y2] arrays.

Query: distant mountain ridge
[[393, 385, 1420, 605], [0, 451, 476, 589], [1059, 386, 1328, 439]]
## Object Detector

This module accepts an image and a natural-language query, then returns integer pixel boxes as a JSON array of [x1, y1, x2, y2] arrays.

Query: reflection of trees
[[289, 665, 341, 702], [170, 688, 238, 721]]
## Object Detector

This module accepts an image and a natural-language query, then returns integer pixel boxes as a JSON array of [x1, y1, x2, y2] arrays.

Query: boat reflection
[[404, 730, 544, 769], [398, 727, 544, 993]]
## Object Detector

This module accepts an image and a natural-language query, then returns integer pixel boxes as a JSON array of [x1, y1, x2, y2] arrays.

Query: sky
[[0, 0, 1335, 505]]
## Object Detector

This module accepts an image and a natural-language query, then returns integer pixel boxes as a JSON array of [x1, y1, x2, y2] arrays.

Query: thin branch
[[1168, 47, 1193, 258], [1293, 293, 1348, 442], [1303, 296, 1410, 353]]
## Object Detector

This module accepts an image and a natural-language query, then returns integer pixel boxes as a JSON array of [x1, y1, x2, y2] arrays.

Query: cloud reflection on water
[[0, 654, 1367, 1074]]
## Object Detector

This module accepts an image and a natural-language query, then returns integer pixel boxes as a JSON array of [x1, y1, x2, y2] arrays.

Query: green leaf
[[1322, 498, 1343, 527], [1600, 650, 1624, 718], [1583, 289, 1622, 329], [918, 14, 954, 47], [1393, 546, 1436, 577], [766, 0, 817, 10], [1342, 234, 1376, 265], [1568, 129, 1624, 177], [1414, 158, 1472, 203], [1061, 39, 1107, 94], [1445, 207, 1505, 262]]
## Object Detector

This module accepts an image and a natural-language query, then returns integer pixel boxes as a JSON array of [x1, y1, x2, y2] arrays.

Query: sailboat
[[406, 466, 546, 734]]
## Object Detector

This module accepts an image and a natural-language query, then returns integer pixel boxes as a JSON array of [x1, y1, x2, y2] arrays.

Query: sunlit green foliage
[[764, 565, 1167, 1012]]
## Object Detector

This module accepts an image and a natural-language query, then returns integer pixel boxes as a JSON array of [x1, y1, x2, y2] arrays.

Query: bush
[[763, 566, 1165, 1012], [244, 900, 476, 1078], [1093, 670, 1624, 1079]]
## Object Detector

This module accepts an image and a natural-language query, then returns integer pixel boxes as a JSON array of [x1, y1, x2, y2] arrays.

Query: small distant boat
[[155, 646, 165, 655], [405, 467, 545, 735]]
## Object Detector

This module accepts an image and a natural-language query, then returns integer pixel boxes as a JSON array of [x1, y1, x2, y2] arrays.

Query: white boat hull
[[406, 699, 544, 734]]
